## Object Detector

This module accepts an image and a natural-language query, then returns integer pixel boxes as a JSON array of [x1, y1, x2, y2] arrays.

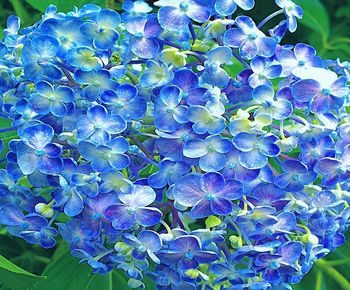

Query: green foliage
[[24, 0, 106, 13], [293, 0, 330, 43], [0, 255, 46, 289], [32, 252, 129, 290]]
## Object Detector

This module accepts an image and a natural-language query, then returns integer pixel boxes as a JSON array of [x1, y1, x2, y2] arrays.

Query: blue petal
[[31, 35, 59, 58], [119, 185, 156, 207], [173, 173, 204, 207], [21, 124, 54, 149], [107, 136, 129, 153], [87, 105, 108, 123], [215, 0, 237, 16], [158, 7, 189, 31], [93, 29, 119, 50], [233, 132, 257, 152], [37, 156, 62, 175], [199, 151, 226, 172], [105, 204, 135, 230], [64, 190, 84, 217], [78, 141, 98, 161], [159, 85, 181, 108], [291, 79, 320, 102], [138, 230, 162, 252], [224, 28, 247, 48], [109, 153, 130, 170], [131, 38, 160, 59], [183, 138, 208, 158], [97, 9, 121, 28], [16, 142, 38, 175], [239, 150, 268, 169], [135, 207, 162, 227], [210, 198, 233, 215], [191, 199, 212, 219], [0, 203, 24, 226]]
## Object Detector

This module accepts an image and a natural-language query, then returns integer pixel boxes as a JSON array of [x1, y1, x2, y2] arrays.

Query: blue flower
[[255, 241, 303, 283], [80, 9, 121, 50], [122, 230, 162, 263], [224, 16, 277, 59], [126, 14, 162, 59], [74, 69, 118, 101], [0, 203, 57, 248], [100, 170, 133, 194], [159, 235, 219, 270], [66, 47, 103, 71], [139, 60, 174, 87], [41, 17, 89, 58], [275, 0, 303, 32], [154, 124, 204, 161], [122, 1, 153, 17], [21, 35, 62, 81], [299, 136, 335, 168], [77, 105, 126, 144], [148, 158, 191, 189], [104, 185, 162, 230], [233, 132, 280, 169], [53, 176, 84, 217], [29, 81, 74, 117], [155, 0, 211, 31], [277, 43, 322, 75], [274, 160, 317, 192], [221, 148, 260, 182], [202, 46, 232, 87], [4, 15, 20, 36], [16, 123, 62, 175], [249, 56, 282, 88], [183, 135, 233, 172], [71, 172, 101, 198], [101, 84, 146, 121], [173, 172, 243, 218], [173, 69, 207, 106], [154, 85, 187, 132], [187, 105, 226, 135], [252, 85, 293, 120], [78, 137, 130, 172], [214, 0, 255, 16], [314, 146, 350, 187]]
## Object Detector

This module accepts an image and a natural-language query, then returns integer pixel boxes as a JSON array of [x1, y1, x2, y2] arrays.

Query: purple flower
[[105, 185, 162, 230], [173, 172, 243, 218]]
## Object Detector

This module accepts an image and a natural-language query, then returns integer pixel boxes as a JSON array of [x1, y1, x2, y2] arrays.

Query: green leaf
[[33, 252, 129, 290], [24, 0, 106, 13], [294, 0, 330, 43], [205, 216, 222, 228], [0, 255, 46, 289]]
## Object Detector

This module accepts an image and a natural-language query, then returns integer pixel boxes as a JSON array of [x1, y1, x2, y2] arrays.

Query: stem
[[188, 22, 196, 44], [129, 135, 155, 161], [126, 71, 139, 85], [290, 115, 309, 126], [185, 51, 206, 63], [160, 220, 172, 234], [61, 67, 79, 86], [0, 126, 18, 133], [316, 259, 350, 290], [258, 9, 284, 29], [232, 50, 250, 68], [156, 38, 182, 50]]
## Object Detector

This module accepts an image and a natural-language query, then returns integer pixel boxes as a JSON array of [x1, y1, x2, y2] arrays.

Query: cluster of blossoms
[[1, 0, 350, 289]]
